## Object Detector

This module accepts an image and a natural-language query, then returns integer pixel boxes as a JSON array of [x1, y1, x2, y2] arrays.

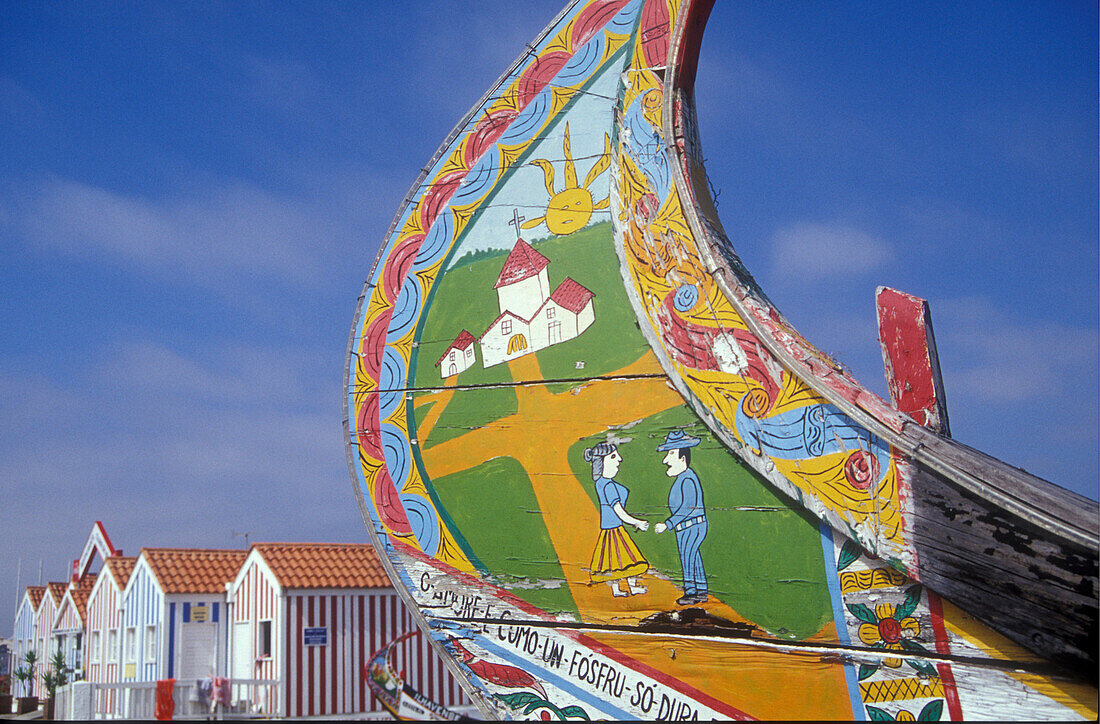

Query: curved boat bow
[[345, 1, 1097, 719]]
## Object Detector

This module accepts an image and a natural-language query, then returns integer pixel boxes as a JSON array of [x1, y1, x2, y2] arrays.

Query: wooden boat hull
[[344, 1, 1097, 718]]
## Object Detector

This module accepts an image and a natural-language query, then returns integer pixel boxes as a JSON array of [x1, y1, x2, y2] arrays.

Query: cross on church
[[508, 208, 526, 239]]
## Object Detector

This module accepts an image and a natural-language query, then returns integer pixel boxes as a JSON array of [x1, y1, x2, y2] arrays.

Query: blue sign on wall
[[303, 627, 328, 646]]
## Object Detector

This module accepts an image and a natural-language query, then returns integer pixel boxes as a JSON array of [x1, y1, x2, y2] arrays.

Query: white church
[[470, 237, 595, 370]]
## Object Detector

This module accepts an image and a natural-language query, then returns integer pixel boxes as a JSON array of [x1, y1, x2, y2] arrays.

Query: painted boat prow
[[345, 1, 1098, 719]]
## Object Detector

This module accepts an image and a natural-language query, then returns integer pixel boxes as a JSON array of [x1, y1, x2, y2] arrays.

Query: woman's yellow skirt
[[589, 526, 649, 582]]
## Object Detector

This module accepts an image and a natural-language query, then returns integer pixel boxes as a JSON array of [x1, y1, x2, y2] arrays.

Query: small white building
[[436, 330, 476, 379], [227, 542, 470, 718], [478, 238, 595, 367], [83, 556, 136, 716], [52, 575, 96, 678], [119, 548, 247, 684], [10, 587, 45, 698], [29, 583, 67, 697]]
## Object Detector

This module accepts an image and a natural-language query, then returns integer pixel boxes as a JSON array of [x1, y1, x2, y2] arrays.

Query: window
[[258, 621, 272, 658], [501, 319, 512, 335], [125, 627, 137, 662], [465, 347, 473, 359], [91, 632, 101, 661], [145, 625, 157, 662], [108, 629, 118, 662], [449, 350, 455, 361], [546, 307, 555, 319]]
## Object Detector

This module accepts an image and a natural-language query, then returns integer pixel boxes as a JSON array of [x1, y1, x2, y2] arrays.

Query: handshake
[[627, 518, 668, 534]]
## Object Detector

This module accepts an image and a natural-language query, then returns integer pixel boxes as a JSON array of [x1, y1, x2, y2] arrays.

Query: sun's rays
[[523, 122, 611, 235]]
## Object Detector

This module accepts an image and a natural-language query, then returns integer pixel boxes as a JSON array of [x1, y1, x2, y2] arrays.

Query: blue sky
[[1, 1, 1095, 630]]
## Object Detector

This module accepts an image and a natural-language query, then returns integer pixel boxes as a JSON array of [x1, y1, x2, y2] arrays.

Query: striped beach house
[[227, 543, 470, 718], [29, 583, 67, 697], [10, 586, 45, 697], [83, 556, 136, 715], [51, 575, 97, 677], [119, 549, 247, 685]]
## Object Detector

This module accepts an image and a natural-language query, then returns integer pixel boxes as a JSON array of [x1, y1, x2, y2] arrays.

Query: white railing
[[55, 678, 280, 720]]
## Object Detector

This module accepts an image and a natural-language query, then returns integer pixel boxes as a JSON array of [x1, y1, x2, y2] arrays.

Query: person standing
[[654, 430, 708, 605], [584, 442, 649, 597]]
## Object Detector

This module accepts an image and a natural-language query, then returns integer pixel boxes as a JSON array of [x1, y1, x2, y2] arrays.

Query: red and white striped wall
[[284, 591, 469, 718], [228, 552, 469, 718], [31, 591, 61, 698], [84, 568, 125, 715]]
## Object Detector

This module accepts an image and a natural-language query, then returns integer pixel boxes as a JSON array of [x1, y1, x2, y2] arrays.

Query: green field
[[567, 406, 834, 640], [418, 384, 519, 450], [412, 221, 652, 447], [428, 456, 579, 618]]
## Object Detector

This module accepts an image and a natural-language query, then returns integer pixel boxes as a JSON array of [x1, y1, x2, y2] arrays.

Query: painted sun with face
[[522, 122, 612, 236]]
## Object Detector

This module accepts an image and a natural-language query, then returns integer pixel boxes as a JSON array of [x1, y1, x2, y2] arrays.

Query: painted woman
[[583, 442, 649, 596]]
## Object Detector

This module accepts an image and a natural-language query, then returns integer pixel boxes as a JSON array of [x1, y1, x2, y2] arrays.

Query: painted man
[[654, 430, 709, 605]]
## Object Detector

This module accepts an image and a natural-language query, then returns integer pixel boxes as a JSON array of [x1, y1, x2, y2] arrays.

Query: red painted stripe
[[307, 595, 316, 717], [330, 596, 338, 714], [295, 597, 304, 718], [926, 592, 964, 721]]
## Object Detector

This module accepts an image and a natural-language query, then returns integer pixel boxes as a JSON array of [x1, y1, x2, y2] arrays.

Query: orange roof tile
[[104, 556, 137, 589], [71, 574, 97, 623], [46, 582, 67, 606], [142, 548, 248, 594], [252, 543, 390, 590], [26, 586, 45, 610]]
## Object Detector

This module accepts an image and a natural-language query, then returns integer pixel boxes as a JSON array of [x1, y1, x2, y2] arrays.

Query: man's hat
[[657, 429, 701, 451]]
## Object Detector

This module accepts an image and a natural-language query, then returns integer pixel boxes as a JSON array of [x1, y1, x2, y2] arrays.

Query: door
[[179, 622, 217, 680], [232, 622, 252, 680]]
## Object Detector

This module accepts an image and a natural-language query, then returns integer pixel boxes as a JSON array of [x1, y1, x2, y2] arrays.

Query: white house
[[10, 587, 44, 698], [49, 521, 120, 681], [29, 583, 67, 697], [83, 556, 136, 716], [227, 542, 470, 718], [51, 575, 96, 678], [478, 238, 595, 367], [119, 548, 247, 685], [435, 330, 476, 379]]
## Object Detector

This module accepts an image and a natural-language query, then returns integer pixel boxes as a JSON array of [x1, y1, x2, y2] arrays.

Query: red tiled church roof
[[550, 277, 595, 313], [252, 542, 390, 590], [435, 330, 476, 366], [104, 556, 137, 589], [494, 239, 549, 289], [142, 549, 248, 594]]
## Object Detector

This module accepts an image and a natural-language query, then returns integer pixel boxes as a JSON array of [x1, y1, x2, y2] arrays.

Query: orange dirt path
[[412, 375, 456, 441], [418, 351, 754, 629]]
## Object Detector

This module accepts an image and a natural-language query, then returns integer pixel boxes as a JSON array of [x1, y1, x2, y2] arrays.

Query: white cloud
[[935, 296, 1098, 404], [769, 221, 892, 280], [10, 177, 350, 289], [0, 336, 367, 623]]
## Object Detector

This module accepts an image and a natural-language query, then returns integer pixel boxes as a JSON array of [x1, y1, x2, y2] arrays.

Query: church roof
[[550, 277, 595, 313], [494, 239, 549, 289]]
